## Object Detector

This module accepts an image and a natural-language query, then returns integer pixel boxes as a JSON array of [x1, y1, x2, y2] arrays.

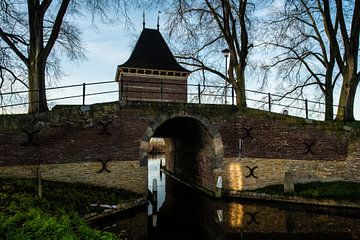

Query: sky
[[54, 8, 359, 121], [3, 6, 358, 120], [54, 10, 155, 106], [50, 10, 186, 108]]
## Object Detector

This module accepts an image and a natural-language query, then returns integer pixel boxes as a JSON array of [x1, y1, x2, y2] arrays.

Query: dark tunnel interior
[[152, 117, 215, 189]]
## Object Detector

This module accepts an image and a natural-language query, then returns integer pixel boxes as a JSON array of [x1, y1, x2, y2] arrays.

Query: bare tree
[[165, 0, 259, 107], [0, 0, 130, 113], [264, 0, 359, 121], [330, 0, 360, 121], [262, 0, 343, 120]]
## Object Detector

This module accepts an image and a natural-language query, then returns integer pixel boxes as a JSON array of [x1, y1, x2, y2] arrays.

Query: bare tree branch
[[42, 0, 70, 60], [0, 27, 28, 64]]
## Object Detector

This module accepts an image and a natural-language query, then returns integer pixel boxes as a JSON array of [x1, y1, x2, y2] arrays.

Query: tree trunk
[[333, 0, 359, 121], [28, 60, 48, 113], [234, 65, 247, 107], [27, 1, 48, 114], [324, 69, 334, 121], [336, 74, 358, 121], [36, 164, 42, 199], [324, 89, 334, 121], [37, 173, 42, 199]]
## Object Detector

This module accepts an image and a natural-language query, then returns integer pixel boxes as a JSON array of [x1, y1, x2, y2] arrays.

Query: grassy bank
[[253, 181, 360, 201], [0, 178, 142, 240]]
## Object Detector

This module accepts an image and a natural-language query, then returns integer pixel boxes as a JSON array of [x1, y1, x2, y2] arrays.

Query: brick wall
[[221, 157, 349, 192], [0, 102, 358, 195], [215, 116, 349, 161], [0, 161, 147, 194], [0, 107, 153, 166]]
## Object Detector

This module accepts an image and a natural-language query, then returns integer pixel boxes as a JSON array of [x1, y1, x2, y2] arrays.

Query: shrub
[[0, 178, 129, 240], [0, 207, 117, 240]]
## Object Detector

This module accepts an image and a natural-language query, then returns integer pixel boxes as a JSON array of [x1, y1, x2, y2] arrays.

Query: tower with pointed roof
[[115, 28, 190, 102]]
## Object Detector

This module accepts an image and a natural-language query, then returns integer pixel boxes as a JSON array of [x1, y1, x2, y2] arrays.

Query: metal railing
[[0, 79, 348, 120]]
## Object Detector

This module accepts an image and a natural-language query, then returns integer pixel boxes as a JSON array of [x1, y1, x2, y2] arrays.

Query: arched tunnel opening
[[144, 116, 224, 229], [147, 117, 218, 194]]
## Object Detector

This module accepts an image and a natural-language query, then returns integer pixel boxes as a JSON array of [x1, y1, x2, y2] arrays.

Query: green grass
[[253, 181, 360, 201], [0, 178, 143, 240], [0, 178, 142, 215], [344, 121, 360, 129], [0, 206, 116, 240]]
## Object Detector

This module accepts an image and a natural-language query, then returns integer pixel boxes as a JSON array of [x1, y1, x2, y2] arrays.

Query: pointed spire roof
[[118, 28, 190, 73]]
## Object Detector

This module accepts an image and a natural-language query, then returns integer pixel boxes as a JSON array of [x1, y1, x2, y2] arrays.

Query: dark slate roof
[[118, 28, 190, 73]]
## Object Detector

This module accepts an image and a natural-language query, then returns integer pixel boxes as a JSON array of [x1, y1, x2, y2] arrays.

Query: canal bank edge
[[163, 169, 360, 209], [227, 191, 360, 209], [84, 196, 147, 222]]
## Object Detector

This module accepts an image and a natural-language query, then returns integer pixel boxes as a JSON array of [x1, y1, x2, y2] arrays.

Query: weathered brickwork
[[216, 115, 350, 161], [0, 107, 151, 166], [0, 161, 147, 194], [344, 137, 360, 182], [221, 157, 349, 191], [0, 102, 359, 195]]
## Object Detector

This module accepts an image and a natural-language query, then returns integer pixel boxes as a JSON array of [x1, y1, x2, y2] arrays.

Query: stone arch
[[139, 113, 224, 192]]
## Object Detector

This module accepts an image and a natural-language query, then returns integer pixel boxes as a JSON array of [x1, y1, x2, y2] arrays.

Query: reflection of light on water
[[228, 163, 243, 191], [148, 153, 166, 215], [229, 203, 244, 227]]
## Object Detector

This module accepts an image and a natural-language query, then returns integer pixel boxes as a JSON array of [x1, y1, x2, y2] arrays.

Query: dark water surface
[[95, 155, 360, 240]]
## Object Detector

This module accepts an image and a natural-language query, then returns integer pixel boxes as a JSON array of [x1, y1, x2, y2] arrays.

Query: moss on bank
[[0, 178, 143, 239], [252, 181, 360, 201]]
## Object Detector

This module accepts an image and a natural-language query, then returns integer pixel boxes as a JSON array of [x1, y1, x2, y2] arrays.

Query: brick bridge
[[0, 101, 359, 196]]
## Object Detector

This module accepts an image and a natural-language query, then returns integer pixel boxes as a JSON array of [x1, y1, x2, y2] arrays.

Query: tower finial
[[157, 11, 161, 30], [143, 11, 145, 29]]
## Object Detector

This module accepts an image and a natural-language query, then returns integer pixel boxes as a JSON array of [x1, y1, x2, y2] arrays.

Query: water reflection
[[148, 154, 166, 215], [228, 203, 244, 227], [151, 176, 359, 240], [98, 154, 360, 240]]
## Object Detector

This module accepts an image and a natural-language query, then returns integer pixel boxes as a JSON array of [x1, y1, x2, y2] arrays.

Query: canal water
[[96, 154, 360, 240]]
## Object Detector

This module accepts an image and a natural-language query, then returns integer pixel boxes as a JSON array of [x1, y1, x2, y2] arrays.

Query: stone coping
[[227, 191, 360, 209], [84, 196, 147, 222]]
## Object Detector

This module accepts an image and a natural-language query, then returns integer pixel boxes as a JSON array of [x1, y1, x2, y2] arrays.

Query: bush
[[0, 178, 134, 240], [0, 205, 117, 240]]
